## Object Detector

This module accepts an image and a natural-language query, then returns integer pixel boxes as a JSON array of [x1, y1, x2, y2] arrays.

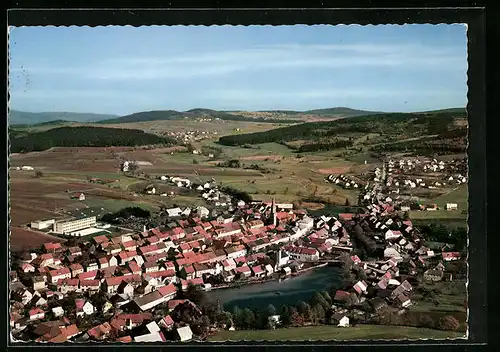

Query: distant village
[[10, 157, 466, 343]]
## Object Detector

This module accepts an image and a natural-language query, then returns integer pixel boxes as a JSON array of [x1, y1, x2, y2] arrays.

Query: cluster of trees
[[220, 185, 253, 203], [419, 224, 468, 252], [217, 159, 241, 168], [297, 139, 354, 153], [100, 206, 151, 223], [10, 126, 176, 153], [201, 145, 224, 158], [371, 139, 466, 156]]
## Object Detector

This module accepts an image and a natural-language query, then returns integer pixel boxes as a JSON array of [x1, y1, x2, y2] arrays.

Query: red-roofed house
[[338, 213, 354, 221], [93, 235, 109, 245], [48, 267, 71, 284], [353, 280, 368, 295], [21, 263, 35, 273], [78, 271, 97, 281], [43, 242, 63, 253], [87, 322, 112, 341], [250, 265, 265, 278], [122, 241, 137, 252], [29, 308, 45, 320], [79, 280, 101, 293], [442, 252, 461, 261], [235, 264, 252, 278], [187, 277, 204, 287], [158, 315, 175, 330], [69, 263, 84, 277], [127, 261, 142, 275], [157, 283, 177, 301]]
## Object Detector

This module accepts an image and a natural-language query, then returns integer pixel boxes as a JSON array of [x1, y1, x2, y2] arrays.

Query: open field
[[17, 119, 284, 139], [208, 324, 465, 341], [10, 226, 66, 252]]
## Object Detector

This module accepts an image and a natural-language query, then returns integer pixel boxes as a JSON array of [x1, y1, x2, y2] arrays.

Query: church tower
[[271, 197, 277, 227]]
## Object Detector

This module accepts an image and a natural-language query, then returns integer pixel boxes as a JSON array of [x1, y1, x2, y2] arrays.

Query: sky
[[8, 24, 468, 115]]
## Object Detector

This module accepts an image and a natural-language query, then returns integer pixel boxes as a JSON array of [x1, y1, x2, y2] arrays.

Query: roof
[[162, 315, 175, 326], [158, 283, 177, 297], [176, 326, 193, 341], [134, 291, 164, 308]]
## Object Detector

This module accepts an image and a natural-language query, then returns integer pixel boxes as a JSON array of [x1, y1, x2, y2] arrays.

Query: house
[[235, 264, 252, 278], [76, 299, 94, 317], [87, 322, 112, 341], [52, 306, 65, 318], [176, 326, 193, 342], [69, 263, 84, 277], [117, 282, 135, 297], [134, 331, 166, 343], [157, 283, 177, 302], [353, 281, 368, 295], [134, 291, 166, 311], [445, 203, 458, 211], [331, 313, 350, 327], [395, 294, 412, 308], [369, 297, 388, 313], [71, 192, 86, 201], [442, 252, 461, 261], [29, 307, 45, 321], [12, 287, 34, 305], [21, 263, 35, 273], [250, 265, 266, 278], [48, 267, 71, 284], [424, 269, 444, 282], [158, 315, 175, 330]]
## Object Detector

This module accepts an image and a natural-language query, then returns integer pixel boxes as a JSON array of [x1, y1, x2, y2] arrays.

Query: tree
[[267, 304, 277, 317], [310, 292, 330, 311], [319, 291, 333, 305], [35, 170, 43, 178], [289, 307, 304, 326], [311, 304, 326, 324], [241, 309, 256, 329], [296, 301, 312, 322], [279, 305, 291, 327], [184, 283, 206, 305], [419, 315, 435, 329], [403, 211, 410, 221], [192, 159, 199, 164], [438, 316, 461, 331], [345, 198, 350, 206]]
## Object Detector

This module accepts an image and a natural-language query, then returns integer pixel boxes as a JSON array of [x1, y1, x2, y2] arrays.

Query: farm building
[[445, 203, 458, 210], [70, 193, 86, 201]]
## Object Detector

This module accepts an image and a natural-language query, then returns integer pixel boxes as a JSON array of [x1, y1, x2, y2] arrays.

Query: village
[[9, 156, 467, 343]]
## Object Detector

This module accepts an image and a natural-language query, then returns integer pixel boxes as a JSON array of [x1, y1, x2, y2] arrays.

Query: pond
[[205, 265, 343, 312]]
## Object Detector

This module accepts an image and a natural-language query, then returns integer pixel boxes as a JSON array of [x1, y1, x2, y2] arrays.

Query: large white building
[[31, 219, 55, 230], [54, 216, 97, 234]]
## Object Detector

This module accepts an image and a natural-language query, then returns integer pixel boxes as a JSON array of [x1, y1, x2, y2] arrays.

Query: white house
[[166, 207, 183, 217], [176, 326, 193, 342], [52, 306, 65, 318], [445, 203, 458, 211], [332, 313, 350, 327]]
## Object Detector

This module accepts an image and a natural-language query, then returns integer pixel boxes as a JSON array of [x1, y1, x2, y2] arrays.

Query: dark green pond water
[[205, 266, 343, 312]]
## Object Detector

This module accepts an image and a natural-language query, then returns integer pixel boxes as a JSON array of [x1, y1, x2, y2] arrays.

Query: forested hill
[[10, 126, 177, 153], [97, 109, 298, 124], [217, 111, 468, 155], [9, 110, 118, 125]]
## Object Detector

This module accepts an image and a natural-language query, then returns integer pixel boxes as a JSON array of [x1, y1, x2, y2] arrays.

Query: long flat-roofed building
[[54, 216, 97, 234]]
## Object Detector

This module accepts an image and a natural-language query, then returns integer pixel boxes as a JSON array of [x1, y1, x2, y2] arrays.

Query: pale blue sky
[[8, 24, 468, 115]]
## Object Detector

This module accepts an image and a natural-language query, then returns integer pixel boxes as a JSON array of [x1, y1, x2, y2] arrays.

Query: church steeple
[[271, 197, 277, 227]]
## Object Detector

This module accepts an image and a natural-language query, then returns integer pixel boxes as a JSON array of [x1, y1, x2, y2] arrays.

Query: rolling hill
[[8, 110, 118, 125], [9, 126, 177, 153], [96, 109, 298, 124], [217, 110, 468, 156]]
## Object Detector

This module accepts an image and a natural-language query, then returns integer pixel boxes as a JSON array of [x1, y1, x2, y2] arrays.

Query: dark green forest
[[9, 126, 176, 153], [217, 112, 467, 155]]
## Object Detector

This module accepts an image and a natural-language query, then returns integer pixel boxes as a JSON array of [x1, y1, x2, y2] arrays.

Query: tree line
[[10, 126, 177, 153], [298, 140, 354, 152]]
